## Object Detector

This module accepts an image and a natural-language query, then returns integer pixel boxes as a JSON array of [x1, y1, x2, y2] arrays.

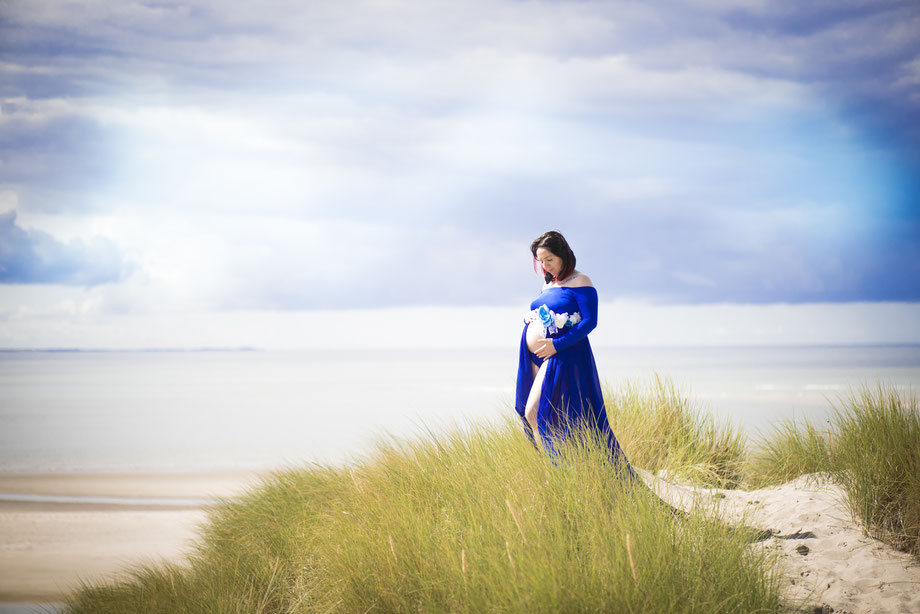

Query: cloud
[[696, 2, 920, 159], [0, 210, 132, 285], [0, 0, 917, 314], [0, 97, 120, 213]]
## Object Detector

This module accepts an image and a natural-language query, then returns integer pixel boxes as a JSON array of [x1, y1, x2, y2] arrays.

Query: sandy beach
[[0, 472, 262, 604], [2, 470, 919, 612], [644, 471, 920, 614]]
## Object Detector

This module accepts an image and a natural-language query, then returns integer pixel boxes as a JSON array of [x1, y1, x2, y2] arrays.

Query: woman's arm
[[551, 286, 598, 352]]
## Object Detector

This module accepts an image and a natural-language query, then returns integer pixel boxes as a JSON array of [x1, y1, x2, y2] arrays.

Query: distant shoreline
[[0, 346, 263, 353], [2, 342, 920, 353]]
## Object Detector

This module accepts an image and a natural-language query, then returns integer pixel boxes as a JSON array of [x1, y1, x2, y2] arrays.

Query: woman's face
[[536, 247, 563, 279]]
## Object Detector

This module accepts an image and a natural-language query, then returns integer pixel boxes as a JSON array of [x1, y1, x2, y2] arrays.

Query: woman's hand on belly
[[525, 320, 558, 358], [533, 338, 557, 359]]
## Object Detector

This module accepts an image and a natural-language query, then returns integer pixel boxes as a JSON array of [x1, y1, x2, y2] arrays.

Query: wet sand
[[0, 472, 261, 603]]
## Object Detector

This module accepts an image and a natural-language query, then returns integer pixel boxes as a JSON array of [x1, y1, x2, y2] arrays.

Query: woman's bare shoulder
[[565, 271, 594, 288]]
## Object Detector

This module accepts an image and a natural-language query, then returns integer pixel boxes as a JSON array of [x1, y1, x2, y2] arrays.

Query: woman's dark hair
[[531, 230, 576, 284]]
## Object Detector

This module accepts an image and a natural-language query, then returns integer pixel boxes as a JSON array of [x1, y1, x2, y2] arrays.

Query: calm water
[[1, 346, 918, 473]]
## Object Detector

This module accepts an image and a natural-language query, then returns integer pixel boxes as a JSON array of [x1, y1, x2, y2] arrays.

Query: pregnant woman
[[515, 230, 633, 475]]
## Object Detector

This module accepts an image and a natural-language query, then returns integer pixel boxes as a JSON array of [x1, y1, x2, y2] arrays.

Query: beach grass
[[65, 378, 919, 612], [746, 383, 920, 557], [66, 412, 782, 613], [746, 418, 834, 489], [604, 374, 747, 488], [830, 384, 920, 557]]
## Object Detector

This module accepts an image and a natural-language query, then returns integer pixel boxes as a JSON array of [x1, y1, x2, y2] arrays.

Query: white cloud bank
[[1, 296, 917, 350]]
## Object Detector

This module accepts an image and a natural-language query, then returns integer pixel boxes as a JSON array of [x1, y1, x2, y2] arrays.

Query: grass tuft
[[746, 418, 834, 489], [745, 383, 920, 558], [604, 374, 747, 488], [830, 384, 920, 557]]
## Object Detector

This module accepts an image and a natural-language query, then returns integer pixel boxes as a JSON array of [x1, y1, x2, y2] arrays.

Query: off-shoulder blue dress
[[515, 285, 632, 474]]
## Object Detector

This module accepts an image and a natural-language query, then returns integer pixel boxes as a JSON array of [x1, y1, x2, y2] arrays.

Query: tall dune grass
[[63, 377, 920, 613], [604, 375, 747, 488], [831, 384, 920, 557], [67, 415, 782, 613], [746, 418, 833, 489], [747, 384, 920, 557]]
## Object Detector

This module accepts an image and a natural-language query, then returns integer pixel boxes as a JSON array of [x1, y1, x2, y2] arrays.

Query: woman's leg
[[524, 361, 548, 439]]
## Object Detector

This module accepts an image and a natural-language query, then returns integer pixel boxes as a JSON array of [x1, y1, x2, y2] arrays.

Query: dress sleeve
[[551, 287, 598, 352]]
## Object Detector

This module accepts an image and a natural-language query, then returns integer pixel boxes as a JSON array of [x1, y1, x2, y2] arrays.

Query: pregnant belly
[[526, 320, 546, 354]]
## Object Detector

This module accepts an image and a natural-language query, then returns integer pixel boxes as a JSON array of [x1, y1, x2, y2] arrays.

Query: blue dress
[[515, 285, 632, 474]]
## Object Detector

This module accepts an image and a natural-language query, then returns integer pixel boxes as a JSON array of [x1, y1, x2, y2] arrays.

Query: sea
[[1, 345, 919, 474]]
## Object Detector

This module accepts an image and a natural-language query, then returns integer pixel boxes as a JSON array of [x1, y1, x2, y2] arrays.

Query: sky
[[1, 0, 919, 349]]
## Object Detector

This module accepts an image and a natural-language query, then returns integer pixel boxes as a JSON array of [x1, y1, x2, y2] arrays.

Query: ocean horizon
[[2, 344, 918, 474]]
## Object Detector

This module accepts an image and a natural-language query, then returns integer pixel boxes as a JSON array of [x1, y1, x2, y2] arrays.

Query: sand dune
[[643, 471, 920, 614]]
